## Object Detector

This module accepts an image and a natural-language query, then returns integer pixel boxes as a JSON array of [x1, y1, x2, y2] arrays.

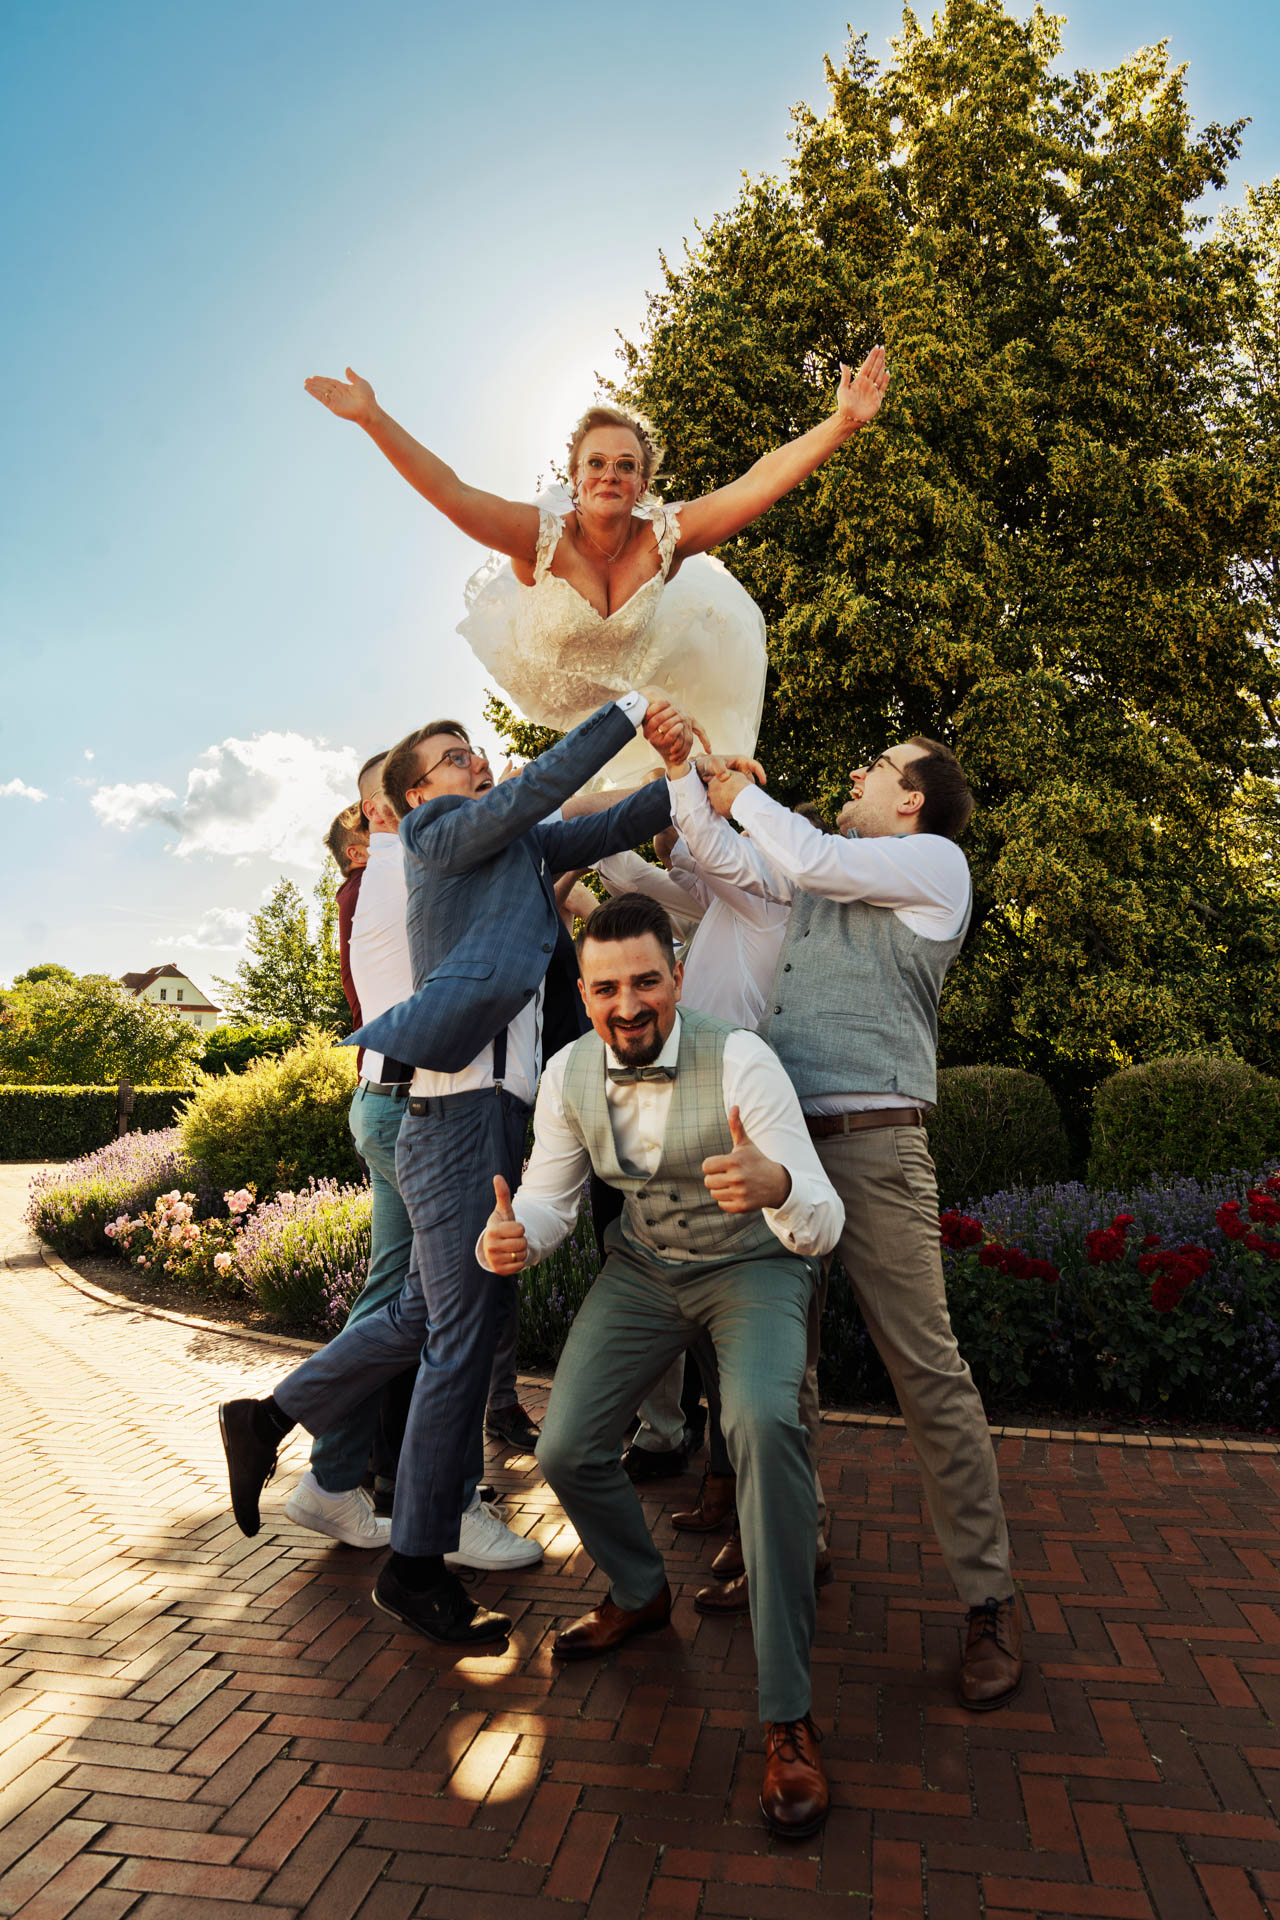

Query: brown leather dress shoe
[[672, 1470, 736, 1533], [695, 1550, 833, 1616], [958, 1594, 1024, 1710], [760, 1714, 829, 1838], [551, 1582, 673, 1661], [711, 1526, 745, 1580]]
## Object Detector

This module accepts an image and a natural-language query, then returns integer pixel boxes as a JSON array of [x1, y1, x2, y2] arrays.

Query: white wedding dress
[[456, 489, 767, 785]]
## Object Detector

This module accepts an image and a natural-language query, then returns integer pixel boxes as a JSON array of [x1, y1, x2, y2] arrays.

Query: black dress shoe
[[622, 1435, 690, 1482], [484, 1404, 541, 1450], [372, 1564, 512, 1646], [219, 1400, 279, 1537]]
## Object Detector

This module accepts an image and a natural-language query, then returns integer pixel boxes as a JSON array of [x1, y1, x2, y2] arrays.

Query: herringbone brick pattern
[[3, 1171, 1280, 1916]]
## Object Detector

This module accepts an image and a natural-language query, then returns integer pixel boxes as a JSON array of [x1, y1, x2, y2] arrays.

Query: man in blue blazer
[[219, 690, 684, 1647]]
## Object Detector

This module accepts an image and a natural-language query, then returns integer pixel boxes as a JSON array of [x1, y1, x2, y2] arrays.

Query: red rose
[[978, 1245, 1008, 1270]]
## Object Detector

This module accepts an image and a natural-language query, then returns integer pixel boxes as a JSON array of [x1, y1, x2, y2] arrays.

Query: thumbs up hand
[[481, 1173, 529, 1273], [701, 1106, 793, 1214]]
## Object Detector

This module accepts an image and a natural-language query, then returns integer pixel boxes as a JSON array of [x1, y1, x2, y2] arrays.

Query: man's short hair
[[902, 738, 976, 840], [357, 750, 389, 797], [575, 892, 676, 967], [795, 801, 831, 832], [381, 719, 472, 818], [325, 804, 367, 877]]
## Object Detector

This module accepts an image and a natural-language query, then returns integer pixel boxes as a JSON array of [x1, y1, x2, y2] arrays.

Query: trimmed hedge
[[927, 1066, 1070, 1208], [1088, 1053, 1280, 1189], [0, 1086, 191, 1161]]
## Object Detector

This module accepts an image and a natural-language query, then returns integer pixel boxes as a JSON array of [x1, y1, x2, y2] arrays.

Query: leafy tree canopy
[[0, 975, 204, 1087], [601, 0, 1280, 1109], [10, 962, 77, 988], [215, 870, 350, 1036]]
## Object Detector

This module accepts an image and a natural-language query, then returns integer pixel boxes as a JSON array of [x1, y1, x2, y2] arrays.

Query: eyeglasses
[[409, 745, 483, 790], [582, 454, 639, 477]]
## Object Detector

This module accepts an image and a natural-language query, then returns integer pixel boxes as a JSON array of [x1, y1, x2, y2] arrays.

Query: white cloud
[[161, 907, 252, 953], [91, 731, 357, 868], [83, 749, 94, 761], [1, 777, 48, 802]]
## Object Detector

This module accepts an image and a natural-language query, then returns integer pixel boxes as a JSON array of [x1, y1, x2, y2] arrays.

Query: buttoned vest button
[[783, 963, 792, 972], [774, 1005, 782, 1015]]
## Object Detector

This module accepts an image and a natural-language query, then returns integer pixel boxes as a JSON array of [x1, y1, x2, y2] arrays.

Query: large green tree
[[610, 0, 1280, 1110], [0, 976, 204, 1086], [215, 870, 350, 1035]]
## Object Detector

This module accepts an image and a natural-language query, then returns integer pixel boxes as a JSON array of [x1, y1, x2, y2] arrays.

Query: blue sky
[[3, 0, 1277, 993]]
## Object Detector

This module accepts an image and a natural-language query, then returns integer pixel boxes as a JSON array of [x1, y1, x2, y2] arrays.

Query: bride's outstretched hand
[[834, 346, 890, 428], [304, 367, 377, 425]]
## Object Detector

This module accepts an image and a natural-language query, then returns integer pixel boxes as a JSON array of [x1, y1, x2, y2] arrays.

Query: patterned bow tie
[[607, 1064, 677, 1084]]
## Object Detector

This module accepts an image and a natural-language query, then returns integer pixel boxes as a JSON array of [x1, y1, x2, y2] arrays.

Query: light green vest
[[560, 1009, 780, 1266], [759, 879, 971, 1107]]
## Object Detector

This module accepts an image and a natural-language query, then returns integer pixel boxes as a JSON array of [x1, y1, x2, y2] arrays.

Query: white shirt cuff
[[615, 691, 647, 729]]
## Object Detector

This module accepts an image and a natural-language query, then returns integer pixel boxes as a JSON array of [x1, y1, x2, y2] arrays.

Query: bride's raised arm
[[304, 368, 541, 563], [673, 347, 889, 559]]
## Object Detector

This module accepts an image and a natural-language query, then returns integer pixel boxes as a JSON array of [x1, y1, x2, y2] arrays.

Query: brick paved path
[[4, 1169, 1280, 1917]]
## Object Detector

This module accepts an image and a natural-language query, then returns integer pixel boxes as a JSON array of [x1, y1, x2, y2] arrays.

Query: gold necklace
[[575, 510, 631, 564]]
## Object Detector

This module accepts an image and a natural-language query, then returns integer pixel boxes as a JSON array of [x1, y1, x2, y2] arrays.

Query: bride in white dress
[[304, 352, 889, 778]]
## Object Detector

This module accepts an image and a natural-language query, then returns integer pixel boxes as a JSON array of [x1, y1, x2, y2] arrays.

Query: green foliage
[[238, 1185, 372, 1325], [178, 1030, 360, 1197], [484, 694, 564, 763], [11, 962, 76, 988], [0, 1087, 191, 1161], [615, 0, 1280, 1110], [199, 1021, 294, 1076], [214, 871, 350, 1036], [1088, 1054, 1280, 1188], [928, 1065, 1070, 1205], [25, 1127, 191, 1256], [0, 975, 204, 1087]]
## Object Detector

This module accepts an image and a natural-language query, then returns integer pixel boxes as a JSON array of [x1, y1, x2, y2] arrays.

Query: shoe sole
[[759, 1798, 830, 1840], [371, 1586, 511, 1645], [284, 1500, 390, 1550], [218, 1403, 261, 1538], [551, 1613, 672, 1661], [484, 1428, 540, 1449], [670, 1516, 736, 1533], [443, 1548, 544, 1571], [956, 1670, 1024, 1712]]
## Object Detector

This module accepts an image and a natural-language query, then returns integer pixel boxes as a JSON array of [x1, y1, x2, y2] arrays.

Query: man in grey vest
[[478, 892, 844, 1839], [671, 739, 1024, 1712]]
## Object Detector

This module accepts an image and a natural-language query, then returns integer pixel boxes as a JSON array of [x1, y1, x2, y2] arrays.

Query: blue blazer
[[348, 700, 672, 1074]]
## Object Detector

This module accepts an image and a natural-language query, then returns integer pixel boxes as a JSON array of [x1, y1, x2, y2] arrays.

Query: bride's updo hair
[[567, 403, 663, 498]]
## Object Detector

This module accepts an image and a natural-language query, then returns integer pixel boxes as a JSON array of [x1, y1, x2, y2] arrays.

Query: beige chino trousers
[[813, 1123, 1012, 1605]]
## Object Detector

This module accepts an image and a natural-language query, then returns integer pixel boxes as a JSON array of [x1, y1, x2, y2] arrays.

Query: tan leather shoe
[[760, 1714, 829, 1838], [695, 1549, 832, 1616], [710, 1526, 745, 1580], [551, 1582, 672, 1661], [672, 1470, 737, 1533], [958, 1594, 1024, 1710]]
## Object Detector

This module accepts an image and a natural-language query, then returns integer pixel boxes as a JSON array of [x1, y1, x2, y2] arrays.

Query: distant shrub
[[1088, 1054, 1280, 1189], [178, 1030, 360, 1197], [928, 1066, 1070, 1207], [0, 1086, 191, 1161], [199, 1022, 294, 1076], [25, 1128, 206, 1256]]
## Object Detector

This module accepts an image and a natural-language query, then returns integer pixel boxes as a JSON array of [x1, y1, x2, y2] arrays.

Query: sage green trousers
[[537, 1230, 818, 1724]]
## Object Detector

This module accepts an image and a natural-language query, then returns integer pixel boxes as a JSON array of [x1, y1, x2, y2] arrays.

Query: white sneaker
[[444, 1493, 544, 1572], [284, 1471, 391, 1549]]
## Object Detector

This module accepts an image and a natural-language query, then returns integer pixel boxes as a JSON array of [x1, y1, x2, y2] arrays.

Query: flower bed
[[26, 1129, 214, 1256]]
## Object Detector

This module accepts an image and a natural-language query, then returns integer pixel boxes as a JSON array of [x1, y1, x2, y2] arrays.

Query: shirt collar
[[367, 832, 404, 864], [604, 1009, 682, 1075]]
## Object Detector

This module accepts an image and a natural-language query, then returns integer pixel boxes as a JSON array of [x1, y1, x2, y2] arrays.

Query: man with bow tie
[[478, 890, 844, 1840]]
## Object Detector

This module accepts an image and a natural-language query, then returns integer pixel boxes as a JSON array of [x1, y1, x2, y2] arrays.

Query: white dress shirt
[[349, 832, 414, 1085], [669, 770, 971, 1112], [477, 1010, 844, 1271], [599, 820, 790, 1031], [412, 693, 649, 1108]]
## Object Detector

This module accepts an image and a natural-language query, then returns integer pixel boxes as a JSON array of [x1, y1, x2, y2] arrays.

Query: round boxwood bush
[[1088, 1053, 1280, 1189], [928, 1066, 1070, 1207], [178, 1029, 360, 1198]]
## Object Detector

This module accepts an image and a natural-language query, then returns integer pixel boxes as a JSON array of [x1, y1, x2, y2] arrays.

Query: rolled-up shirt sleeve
[[723, 1031, 844, 1257], [474, 1049, 591, 1272]]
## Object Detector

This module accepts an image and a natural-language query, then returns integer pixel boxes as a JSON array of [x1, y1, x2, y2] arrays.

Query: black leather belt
[[360, 1078, 410, 1100], [806, 1107, 926, 1138]]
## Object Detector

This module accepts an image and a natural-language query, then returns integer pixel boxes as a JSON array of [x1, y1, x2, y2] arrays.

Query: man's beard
[[608, 1012, 664, 1067]]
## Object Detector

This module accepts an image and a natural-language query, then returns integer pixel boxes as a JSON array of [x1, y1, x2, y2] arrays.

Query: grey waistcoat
[[758, 882, 971, 1107], [560, 1010, 780, 1266]]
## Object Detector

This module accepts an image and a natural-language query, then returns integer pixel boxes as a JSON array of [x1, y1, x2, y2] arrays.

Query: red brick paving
[[4, 1168, 1280, 1917]]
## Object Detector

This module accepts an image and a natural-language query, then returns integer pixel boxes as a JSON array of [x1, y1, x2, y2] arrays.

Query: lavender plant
[[234, 1179, 372, 1329], [25, 1128, 216, 1256]]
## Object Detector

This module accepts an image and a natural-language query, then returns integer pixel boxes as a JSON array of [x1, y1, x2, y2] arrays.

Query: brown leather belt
[[806, 1107, 926, 1138]]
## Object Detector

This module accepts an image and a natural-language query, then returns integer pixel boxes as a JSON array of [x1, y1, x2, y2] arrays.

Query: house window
[[177, 988, 184, 1001], [159, 988, 167, 1000]]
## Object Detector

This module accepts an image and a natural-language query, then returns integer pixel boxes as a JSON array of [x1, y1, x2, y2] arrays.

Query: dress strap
[[533, 508, 564, 584], [653, 505, 682, 577]]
